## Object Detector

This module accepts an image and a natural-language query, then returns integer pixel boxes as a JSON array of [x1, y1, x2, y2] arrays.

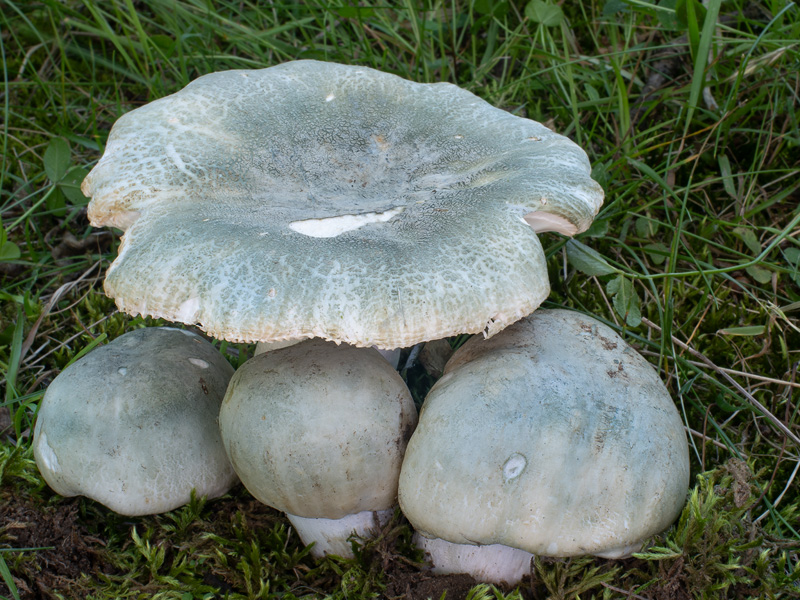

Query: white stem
[[415, 533, 534, 586], [287, 509, 393, 558]]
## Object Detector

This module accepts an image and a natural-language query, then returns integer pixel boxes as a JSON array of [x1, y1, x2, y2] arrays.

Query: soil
[[0, 490, 530, 600], [0, 482, 716, 600], [384, 571, 486, 600], [0, 497, 113, 599]]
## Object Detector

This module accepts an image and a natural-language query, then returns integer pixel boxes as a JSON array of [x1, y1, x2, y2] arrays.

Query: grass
[[1, 0, 799, 598]]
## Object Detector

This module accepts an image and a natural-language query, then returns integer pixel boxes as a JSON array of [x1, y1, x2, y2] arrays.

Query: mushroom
[[33, 327, 238, 516], [82, 60, 603, 349], [398, 309, 690, 585], [218, 339, 417, 558]]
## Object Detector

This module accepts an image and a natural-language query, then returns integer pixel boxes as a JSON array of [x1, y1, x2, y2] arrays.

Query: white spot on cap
[[166, 143, 187, 171], [118, 367, 127, 376], [36, 432, 61, 473], [502, 453, 527, 482], [176, 297, 201, 322], [289, 207, 404, 238], [188, 358, 209, 369], [522, 211, 578, 236], [325, 93, 335, 102]]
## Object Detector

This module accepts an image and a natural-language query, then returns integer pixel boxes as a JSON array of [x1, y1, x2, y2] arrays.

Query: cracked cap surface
[[84, 60, 603, 348]]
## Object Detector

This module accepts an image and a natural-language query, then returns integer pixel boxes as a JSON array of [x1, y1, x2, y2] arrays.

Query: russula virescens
[[398, 309, 690, 584], [33, 327, 238, 516], [82, 60, 603, 349], [218, 339, 417, 558]]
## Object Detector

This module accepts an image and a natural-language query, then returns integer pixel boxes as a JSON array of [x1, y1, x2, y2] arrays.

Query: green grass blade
[[683, 0, 721, 131], [0, 552, 21, 600]]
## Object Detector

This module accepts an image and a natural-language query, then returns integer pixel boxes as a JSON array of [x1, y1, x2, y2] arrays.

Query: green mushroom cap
[[399, 309, 690, 563], [219, 339, 417, 520], [33, 327, 237, 516], [83, 60, 603, 349]]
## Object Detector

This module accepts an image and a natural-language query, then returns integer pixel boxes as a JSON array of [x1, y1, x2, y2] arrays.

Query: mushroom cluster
[[34, 60, 689, 583]]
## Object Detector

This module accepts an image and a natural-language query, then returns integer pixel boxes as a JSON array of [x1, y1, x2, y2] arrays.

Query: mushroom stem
[[415, 534, 534, 585], [287, 509, 393, 558]]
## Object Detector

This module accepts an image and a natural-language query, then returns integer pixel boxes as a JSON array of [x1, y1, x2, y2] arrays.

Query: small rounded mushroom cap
[[83, 60, 603, 349], [219, 339, 417, 519], [33, 327, 237, 516], [398, 309, 690, 562]]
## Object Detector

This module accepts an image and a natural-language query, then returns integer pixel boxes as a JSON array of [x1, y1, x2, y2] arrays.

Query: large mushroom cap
[[398, 309, 690, 564], [83, 60, 603, 349], [33, 327, 237, 516]]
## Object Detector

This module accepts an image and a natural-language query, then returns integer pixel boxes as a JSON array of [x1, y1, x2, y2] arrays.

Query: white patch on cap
[[502, 453, 527, 482], [117, 367, 127, 376], [522, 211, 578, 236], [176, 297, 201, 322], [289, 207, 404, 238], [188, 358, 209, 369], [36, 432, 61, 473], [165, 143, 195, 180]]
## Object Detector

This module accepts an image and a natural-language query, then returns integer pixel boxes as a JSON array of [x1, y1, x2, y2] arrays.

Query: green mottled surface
[[84, 61, 603, 348], [33, 328, 237, 516], [399, 309, 690, 557], [219, 340, 417, 519]]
